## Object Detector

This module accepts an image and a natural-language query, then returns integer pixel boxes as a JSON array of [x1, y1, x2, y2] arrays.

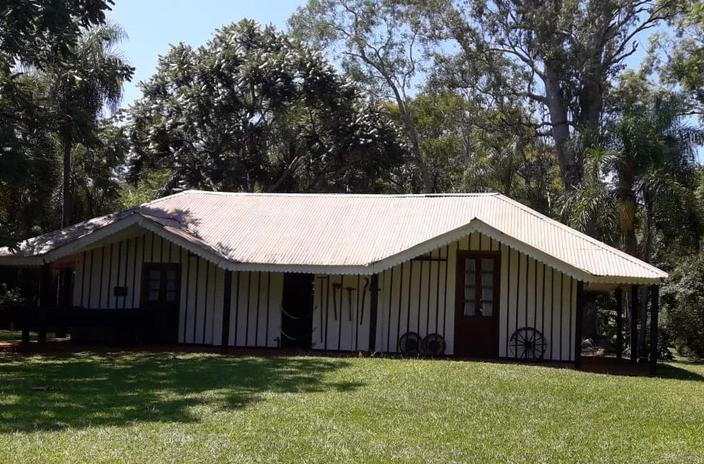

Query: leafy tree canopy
[[0, 0, 113, 67], [0, 0, 118, 243], [128, 20, 407, 194], [656, 1, 704, 108], [411, 0, 685, 188]]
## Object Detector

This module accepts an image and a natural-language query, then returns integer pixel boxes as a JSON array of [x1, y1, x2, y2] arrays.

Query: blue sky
[[108, 0, 305, 108], [107, 2, 700, 163], [109, 1, 661, 108]]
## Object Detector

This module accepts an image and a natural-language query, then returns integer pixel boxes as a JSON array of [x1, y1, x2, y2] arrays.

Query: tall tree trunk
[[576, 74, 603, 133], [544, 64, 581, 189], [638, 198, 655, 359], [618, 172, 638, 258], [381, 74, 433, 193], [58, 132, 72, 336], [618, 175, 646, 360], [399, 103, 433, 193], [621, 200, 638, 258], [61, 133, 72, 228]]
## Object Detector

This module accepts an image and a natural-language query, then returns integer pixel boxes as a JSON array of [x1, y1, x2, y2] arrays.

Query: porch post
[[55, 268, 71, 338], [615, 288, 623, 359], [21, 323, 30, 344], [630, 285, 639, 364], [368, 274, 379, 353], [37, 263, 53, 344], [221, 270, 233, 348], [649, 285, 660, 376], [575, 281, 584, 368]]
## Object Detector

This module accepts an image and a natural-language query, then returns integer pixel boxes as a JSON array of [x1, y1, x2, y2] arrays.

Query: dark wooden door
[[141, 263, 181, 343], [454, 251, 501, 357], [281, 273, 314, 349]]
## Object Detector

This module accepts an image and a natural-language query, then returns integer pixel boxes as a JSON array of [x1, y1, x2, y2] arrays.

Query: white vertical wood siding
[[223, 271, 283, 348], [310, 232, 576, 361], [72, 228, 575, 360], [311, 275, 371, 351], [179, 251, 227, 345], [72, 231, 182, 310], [373, 246, 453, 355], [72, 230, 282, 348], [498, 243, 577, 361]]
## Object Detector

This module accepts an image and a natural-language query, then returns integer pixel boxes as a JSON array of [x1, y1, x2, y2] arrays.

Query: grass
[[0, 329, 22, 342], [0, 330, 58, 342], [0, 352, 703, 463]]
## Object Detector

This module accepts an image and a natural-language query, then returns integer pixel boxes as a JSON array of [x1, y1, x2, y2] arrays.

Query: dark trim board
[[221, 270, 232, 346]]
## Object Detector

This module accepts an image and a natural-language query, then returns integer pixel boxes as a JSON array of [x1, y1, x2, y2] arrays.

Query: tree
[[0, 71, 58, 241], [662, 249, 704, 359], [396, 91, 559, 209], [413, 0, 684, 188], [71, 115, 131, 219], [0, 0, 117, 244], [658, 1, 704, 108], [560, 85, 703, 355], [0, 0, 114, 69], [558, 147, 620, 245], [608, 91, 701, 261], [41, 24, 133, 227], [289, 0, 433, 192], [128, 20, 406, 195]]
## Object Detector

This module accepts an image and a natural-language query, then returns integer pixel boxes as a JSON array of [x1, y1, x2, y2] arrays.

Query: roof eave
[[219, 219, 667, 284], [0, 254, 44, 267]]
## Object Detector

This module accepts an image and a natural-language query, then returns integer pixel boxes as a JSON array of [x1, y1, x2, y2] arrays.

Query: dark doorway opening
[[281, 273, 314, 349], [141, 263, 181, 343]]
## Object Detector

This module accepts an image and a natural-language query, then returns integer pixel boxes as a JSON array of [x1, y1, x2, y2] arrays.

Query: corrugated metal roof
[[0, 190, 667, 283]]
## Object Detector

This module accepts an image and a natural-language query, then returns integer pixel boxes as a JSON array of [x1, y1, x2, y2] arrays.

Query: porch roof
[[0, 191, 667, 284]]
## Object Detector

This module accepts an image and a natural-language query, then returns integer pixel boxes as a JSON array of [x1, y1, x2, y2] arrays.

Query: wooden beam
[[37, 264, 53, 344], [56, 269, 71, 337], [649, 285, 660, 376], [615, 288, 623, 360], [368, 274, 379, 353], [221, 270, 232, 347], [575, 281, 584, 369], [630, 285, 639, 364]]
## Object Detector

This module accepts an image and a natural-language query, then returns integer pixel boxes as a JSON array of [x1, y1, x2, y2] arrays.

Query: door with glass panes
[[141, 263, 181, 343], [454, 250, 500, 357]]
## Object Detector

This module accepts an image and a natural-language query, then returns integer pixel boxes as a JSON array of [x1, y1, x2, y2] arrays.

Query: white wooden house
[[0, 191, 667, 367]]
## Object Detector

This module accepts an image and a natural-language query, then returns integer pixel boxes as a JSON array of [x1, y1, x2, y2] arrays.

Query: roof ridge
[[492, 194, 666, 276], [177, 190, 500, 198], [139, 190, 192, 207]]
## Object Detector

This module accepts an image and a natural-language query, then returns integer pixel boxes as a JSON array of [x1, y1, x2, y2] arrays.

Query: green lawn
[[0, 330, 58, 342], [0, 329, 22, 342], [0, 352, 703, 463]]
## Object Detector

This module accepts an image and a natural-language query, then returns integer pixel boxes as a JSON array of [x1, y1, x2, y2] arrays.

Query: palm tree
[[610, 94, 702, 261], [558, 144, 619, 246], [611, 94, 703, 356], [560, 93, 703, 356], [43, 24, 133, 227]]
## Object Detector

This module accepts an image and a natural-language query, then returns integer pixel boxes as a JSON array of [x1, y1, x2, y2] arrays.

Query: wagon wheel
[[509, 327, 547, 360], [398, 332, 422, 356], [421, 333, 446, 357]]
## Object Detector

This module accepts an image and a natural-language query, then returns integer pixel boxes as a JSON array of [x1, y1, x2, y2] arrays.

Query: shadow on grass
[[0, 352, 360, 433], [654, 362, 704, 381], [575, 355, 704, 381]]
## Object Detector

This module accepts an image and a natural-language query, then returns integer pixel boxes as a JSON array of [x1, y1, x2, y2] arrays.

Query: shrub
[[662, 251, 704, 359], [0, 283, 23, 306]]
